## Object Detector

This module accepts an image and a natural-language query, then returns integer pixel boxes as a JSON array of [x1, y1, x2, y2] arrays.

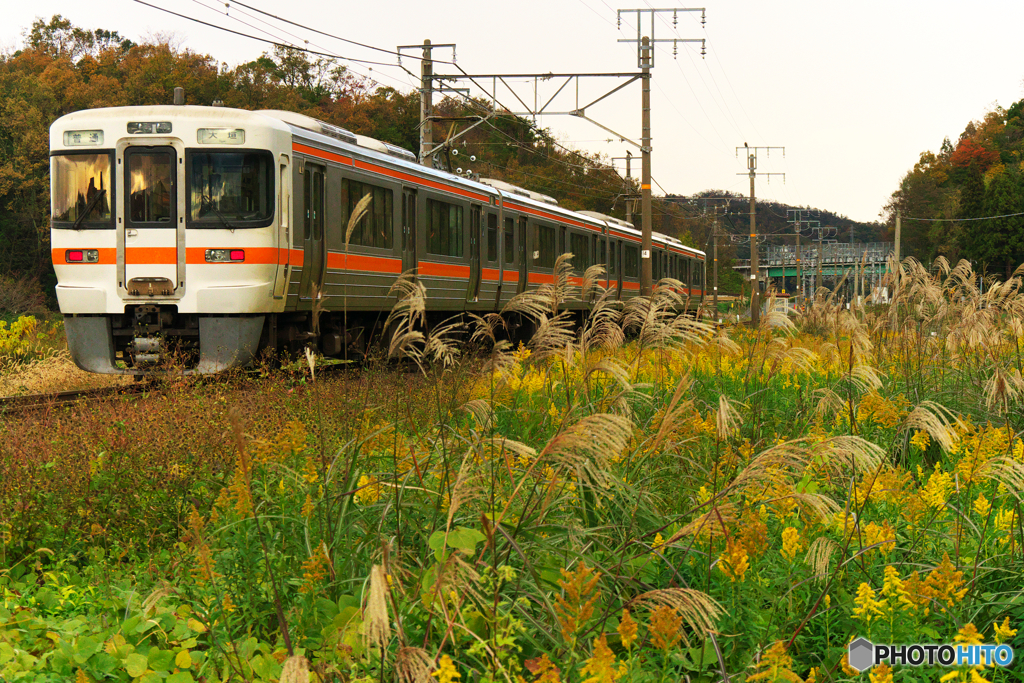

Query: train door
[[467, 204, 481, 302], [123, 146, 179, 296], [482, 211, 500, 306], [401, 188, 417, 274], [517, 216, 528, 294], [273, 155, 290, 300], [299, 163, 325, 302]]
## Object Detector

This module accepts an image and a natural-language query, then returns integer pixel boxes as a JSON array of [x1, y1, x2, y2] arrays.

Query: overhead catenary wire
[[133, 0, 401, 68], [224, 0, 454, 64], [904, 212, 1024, 222], [188, 0, 410, 91]]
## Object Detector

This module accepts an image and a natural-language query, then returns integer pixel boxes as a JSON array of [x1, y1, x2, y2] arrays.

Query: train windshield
[[51, 153, 113, 228], [188, 151, 273, 227]]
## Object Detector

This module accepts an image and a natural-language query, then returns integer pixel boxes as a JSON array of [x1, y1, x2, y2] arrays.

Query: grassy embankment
[[1, 256, 1023, 683]]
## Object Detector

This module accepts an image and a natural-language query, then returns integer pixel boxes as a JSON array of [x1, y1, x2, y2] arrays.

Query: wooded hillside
[[883, 97, 1024, 277]]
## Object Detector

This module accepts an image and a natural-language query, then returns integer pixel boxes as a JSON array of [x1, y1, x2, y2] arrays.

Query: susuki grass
[[2, 255, 1024, 683]]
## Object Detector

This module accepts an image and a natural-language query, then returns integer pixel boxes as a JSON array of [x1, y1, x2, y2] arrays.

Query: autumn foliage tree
[[883, 100, 1024, 270]]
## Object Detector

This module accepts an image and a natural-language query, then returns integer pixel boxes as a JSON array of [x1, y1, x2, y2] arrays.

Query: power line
[[905, 212, 1024, 222], [189, 0, 409, 91], [133, 0, 399, 68], [226, 0, 453, 64]]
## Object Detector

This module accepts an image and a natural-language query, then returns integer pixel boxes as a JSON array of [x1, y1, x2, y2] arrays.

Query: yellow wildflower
[[994, 508, 1015, 533], [747, 642, 802, 683], [432, 655, 461, 683], [301, 457, 319, 484], [954, 622, 984, 647], [910, 430, 931, 452], [355, 475, 380, 505], [862, 520, 896, 555], [718, 538, 749, 582], [973, 493, 992, 518], [921, 464, 953, 510], [993, 617, 1017, 644], [925, 553, 968, 610], [697, 485, 712, 505], [579, 634, 623, 683], [852, 582, 884, 624], [649, 606, 682, 650], [881, 565, 909, 603], [651, 532, 664, 558], [780, 527, 802, 563], [617, 609, 638, 650], [869, 663, 894, 683]]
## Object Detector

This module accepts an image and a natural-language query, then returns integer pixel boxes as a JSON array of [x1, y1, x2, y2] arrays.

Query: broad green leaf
[[124, 652, 149, 678], [175, 649, 192, 669]]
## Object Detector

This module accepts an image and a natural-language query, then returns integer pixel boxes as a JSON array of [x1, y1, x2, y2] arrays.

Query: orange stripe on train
[[419, 261, 471, 278], [325, 252, 402, 273]]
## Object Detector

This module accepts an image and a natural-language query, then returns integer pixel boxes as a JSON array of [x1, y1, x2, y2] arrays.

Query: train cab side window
[[426, 198, 464, 257], [609, 241, 617, 275], [598, 239, 606, 272], [487, 213, 498, 262], [535, 224, 556, 268], [624, 245, 639, 278], [341, 178, 393, 249], [504, 217, 514, 263]]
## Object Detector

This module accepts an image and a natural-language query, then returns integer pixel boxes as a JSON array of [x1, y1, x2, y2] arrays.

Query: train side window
[[624, 245, 639, 278], [486, 213, 498, 262], [598, 239, 606, 271], [426, 198, 464, 257], [570, 232, 590, 272], [504, 217, 515, 263], [340, 178, 393, 249], [535, 224, 556, 268], [609, 240, 617, 275]]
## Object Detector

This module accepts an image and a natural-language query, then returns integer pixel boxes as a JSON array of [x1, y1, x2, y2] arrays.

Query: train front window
[[51, 153, 113, 228], [188, 151, 273, 227], [129, 149, 173, 224]]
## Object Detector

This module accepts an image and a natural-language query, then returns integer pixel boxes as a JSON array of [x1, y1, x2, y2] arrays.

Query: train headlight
[[66, 249, 99, 263], [205, 249, 245, 262]]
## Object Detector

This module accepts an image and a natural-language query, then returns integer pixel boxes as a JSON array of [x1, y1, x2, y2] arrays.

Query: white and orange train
[[50, 105, 705, 373]]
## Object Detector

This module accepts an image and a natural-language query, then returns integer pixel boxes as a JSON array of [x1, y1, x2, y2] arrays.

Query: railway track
[[0, 383, 154, 414]]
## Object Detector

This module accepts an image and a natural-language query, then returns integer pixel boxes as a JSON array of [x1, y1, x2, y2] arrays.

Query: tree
[[975, 169, 1024, 279]]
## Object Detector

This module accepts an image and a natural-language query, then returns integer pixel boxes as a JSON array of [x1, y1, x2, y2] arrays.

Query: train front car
[[50, 106, 291, 374]]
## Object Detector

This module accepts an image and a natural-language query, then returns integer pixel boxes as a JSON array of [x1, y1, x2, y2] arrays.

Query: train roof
[[51, 105, 705, 258]]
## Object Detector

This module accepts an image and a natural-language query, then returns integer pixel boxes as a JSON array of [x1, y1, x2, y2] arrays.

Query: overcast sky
[[5, 0, 1023, 225]]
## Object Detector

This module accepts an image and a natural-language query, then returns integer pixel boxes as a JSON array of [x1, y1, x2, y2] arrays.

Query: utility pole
[[618, 7, 706, 296], [398, 40, 457, 167], [420, 40, 432, 166], [640, 36, 653, 295], [712, 209, 719, 316], [894, 209, 901, 265], [737, 143, 785, 325], [612, 151, 638, 224], [787, 209, 816, 311]]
